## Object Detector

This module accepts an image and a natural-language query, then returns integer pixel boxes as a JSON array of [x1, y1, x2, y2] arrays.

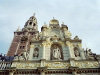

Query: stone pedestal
[[29, 45, 34, 60]]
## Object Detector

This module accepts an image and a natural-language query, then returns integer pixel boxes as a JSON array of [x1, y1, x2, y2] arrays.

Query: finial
[[17, 26, 20, 31], [33, 13, 35, 16]]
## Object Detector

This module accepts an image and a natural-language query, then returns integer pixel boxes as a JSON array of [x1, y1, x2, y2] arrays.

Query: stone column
[[66, 41, 74, 58], [29, 44, 34, 60]]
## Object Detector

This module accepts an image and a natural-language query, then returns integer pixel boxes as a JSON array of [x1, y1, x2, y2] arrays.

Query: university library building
[[0, 15, 100, 75]]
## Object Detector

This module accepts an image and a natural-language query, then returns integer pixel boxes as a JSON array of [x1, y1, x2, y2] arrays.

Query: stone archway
[[50, 43, 63, 60]]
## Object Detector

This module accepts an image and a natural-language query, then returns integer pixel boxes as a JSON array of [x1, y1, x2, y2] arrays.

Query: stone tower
[[7, 15, 39, 56]]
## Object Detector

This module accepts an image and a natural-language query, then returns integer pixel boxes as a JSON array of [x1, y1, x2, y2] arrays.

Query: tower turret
[[24, 14, 38, 31]]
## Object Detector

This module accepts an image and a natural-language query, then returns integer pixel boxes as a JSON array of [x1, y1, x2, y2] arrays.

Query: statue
[[33, 48, 39, 58], [74, 47, 80, 57], [14, 51, 29, 61], [52, 45, 61, 60], [85, 48, 95, 59]]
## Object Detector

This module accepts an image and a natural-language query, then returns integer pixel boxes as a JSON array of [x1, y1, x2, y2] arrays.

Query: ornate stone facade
[[0, 15, 100, 75]]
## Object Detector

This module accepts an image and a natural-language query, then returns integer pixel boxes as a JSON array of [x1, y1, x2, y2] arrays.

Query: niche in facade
[[50, 43, 63, 60], [33, 47, 39, 58]]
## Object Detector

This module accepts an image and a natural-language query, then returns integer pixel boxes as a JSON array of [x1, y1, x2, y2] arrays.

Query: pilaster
[[66, 41, 74, 58], [29, 44, 34, 60], [42, 42, 46, 59]]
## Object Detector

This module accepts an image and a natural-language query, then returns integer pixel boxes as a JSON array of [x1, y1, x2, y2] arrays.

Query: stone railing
[[0, 62, 12, 70]]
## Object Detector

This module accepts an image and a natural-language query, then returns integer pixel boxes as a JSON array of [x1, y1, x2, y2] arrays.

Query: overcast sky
[[0, 0, 100, 55]]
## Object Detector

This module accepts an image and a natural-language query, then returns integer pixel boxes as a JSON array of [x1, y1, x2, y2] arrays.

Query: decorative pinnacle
[[17, 26, 20, 31]]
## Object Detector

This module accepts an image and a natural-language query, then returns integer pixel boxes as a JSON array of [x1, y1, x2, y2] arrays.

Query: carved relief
[[51, 44, 63, 60], [45, 62, 70, 69], [75, 61, 99, 68], [11, 62, 40, 69]]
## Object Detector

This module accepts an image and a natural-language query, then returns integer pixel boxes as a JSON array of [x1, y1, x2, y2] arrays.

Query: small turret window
[[29, 22, 32, 25]]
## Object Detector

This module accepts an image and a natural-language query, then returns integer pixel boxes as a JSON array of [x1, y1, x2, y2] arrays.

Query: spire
[[16, 26, 20, 31]]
